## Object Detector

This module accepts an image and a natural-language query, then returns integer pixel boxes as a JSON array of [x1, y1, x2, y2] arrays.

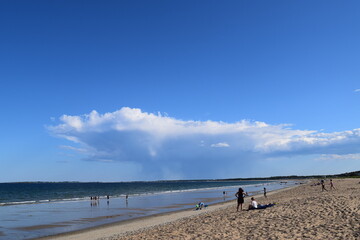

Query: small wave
[[0, 200, 37, 206], [0, 198, 89, 206]]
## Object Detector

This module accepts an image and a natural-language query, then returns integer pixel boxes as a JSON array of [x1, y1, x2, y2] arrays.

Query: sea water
[[0, 180, 295, 240]]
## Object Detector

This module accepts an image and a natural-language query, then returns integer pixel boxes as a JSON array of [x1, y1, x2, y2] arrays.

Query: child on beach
[[330, 179, 336, 190], [195, 202, 207, 210]]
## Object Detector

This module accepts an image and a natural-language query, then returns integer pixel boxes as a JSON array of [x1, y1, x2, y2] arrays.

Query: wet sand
[[16, 225, 70, 231], [40, 178, 360, 240]]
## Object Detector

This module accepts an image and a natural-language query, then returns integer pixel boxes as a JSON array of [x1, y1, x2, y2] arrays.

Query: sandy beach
[[40, 178, 360, 240]]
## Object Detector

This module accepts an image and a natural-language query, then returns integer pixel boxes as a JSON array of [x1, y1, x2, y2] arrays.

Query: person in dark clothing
[[264, 187, 267, 198], [321, 179, 328, 191], [235, 188, 246, 211]]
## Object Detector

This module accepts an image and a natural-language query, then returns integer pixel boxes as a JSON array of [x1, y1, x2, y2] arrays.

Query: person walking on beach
[[235, 188, 246, 211], [330, 179, 336, 190], [321, 179, 327, 191]]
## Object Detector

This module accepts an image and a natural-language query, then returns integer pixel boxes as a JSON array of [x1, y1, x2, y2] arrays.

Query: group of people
[[235, 179, 337, 211], [235, 187, 275, 211], [90, 195, 110, 201], [89, 194, 129, 204], [312, 179, 336, 191], [195, 202, 207, 210], [320, 179, 336, 191], [90, 196, 100, 201]]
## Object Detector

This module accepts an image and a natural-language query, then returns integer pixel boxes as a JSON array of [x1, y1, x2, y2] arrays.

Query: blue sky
[[1, 0, 360, 182]]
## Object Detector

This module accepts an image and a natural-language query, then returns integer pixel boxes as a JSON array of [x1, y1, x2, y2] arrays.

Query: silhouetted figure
[[330, 179, 336, 190], [321, 179, 327, 191], [235, 188, 246, 211], [264, 187, 267, 198]]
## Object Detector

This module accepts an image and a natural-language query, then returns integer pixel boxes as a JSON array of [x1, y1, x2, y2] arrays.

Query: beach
[[41, 178, 360, 240], [1, 180, 287, 240]]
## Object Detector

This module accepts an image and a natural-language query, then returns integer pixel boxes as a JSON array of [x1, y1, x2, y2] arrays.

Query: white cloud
[[48, 107, 360, 179], [211, 142, 230, 148], [60, 145, 88, 153], [355, 89, 360, 92]]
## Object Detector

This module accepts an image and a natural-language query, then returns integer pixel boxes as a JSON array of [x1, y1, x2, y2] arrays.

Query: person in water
[[235, 188, 246, 211]]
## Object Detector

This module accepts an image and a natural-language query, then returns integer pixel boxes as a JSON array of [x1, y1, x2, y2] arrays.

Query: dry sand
[[45, 178, 360, 240]]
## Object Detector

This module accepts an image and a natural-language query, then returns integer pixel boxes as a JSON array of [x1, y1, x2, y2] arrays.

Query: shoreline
[[35, 182, 302, 240]]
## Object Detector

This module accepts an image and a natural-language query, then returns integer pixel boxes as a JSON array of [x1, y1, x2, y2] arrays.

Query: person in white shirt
[[249, 197, 258, 210], [248, 197, 276, 210]]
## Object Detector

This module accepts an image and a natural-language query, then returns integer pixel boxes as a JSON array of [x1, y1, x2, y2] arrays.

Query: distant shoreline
[[2, 169, 359, 184]]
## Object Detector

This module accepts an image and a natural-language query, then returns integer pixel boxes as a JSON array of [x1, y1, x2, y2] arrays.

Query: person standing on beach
[[263, 187, 267, 198], [235, 188, 246, 211]]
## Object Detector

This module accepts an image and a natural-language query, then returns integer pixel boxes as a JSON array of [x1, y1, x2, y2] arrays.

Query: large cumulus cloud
[[48, 107, 360, 179]]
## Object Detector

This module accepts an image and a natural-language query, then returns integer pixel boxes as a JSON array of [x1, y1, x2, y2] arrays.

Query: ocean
[[0, 180, 295, 240]]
